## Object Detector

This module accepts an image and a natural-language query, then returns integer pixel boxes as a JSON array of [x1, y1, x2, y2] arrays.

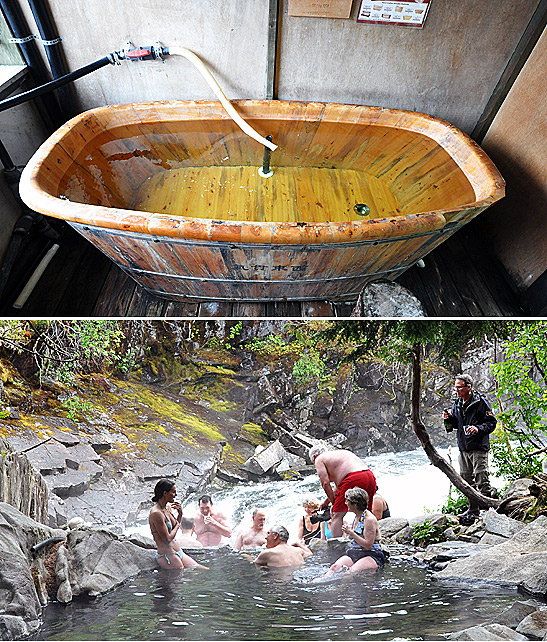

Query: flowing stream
[[33, 447, 522, 641]]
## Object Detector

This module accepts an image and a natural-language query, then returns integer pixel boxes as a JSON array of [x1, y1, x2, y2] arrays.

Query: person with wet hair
[[175, 516, 202, 549], [149, 479, 207, 570]]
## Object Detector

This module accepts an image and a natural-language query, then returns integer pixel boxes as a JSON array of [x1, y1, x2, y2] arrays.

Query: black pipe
[[0, 0, 63, 130], [31, 536, 65, 553], [25, 0, 76, 118], [0, 55, 111, 114], [262, 135, 273, 175]]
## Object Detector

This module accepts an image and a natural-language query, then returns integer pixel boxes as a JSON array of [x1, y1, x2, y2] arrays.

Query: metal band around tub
[[72, 221, 458, 249]]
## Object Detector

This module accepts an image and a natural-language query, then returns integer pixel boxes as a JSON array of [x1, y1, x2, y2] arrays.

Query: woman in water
[[316, 487, 386, 579], [149, 479, 207, 570], [296, 497, 322, 545]]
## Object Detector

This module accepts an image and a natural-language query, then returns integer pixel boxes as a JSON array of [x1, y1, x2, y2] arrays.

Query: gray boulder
[[515, 609, 547, 639], [0, 502, 64, 635], [488, 600, 539, 628], [447, 623, 528, 640], [352, 281, 426, 317], [378, 517, 409, 539], [0, 614, 39, 640], [435, 515, 547, 595], [59, 527, 157, 601], [0, 437, 48, 524], [481, 510, 525, 539], [242, 440, 288, 476], [422, 541, 493, 564]]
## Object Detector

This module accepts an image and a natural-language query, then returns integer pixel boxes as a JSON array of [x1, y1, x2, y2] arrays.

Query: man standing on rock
[[443, 373, 497, 525], [194, 494, 232, 546], [234, 507, 267, 550], [309, 444, 376, 538]]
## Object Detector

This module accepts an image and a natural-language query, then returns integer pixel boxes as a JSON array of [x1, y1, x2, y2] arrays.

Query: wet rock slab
[[435, 515, 547, 595]]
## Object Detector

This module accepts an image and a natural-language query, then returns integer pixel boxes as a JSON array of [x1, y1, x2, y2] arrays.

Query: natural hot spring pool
[[32, 547, 521, 641]]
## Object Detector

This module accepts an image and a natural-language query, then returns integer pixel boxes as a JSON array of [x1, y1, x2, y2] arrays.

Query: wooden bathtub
[[20, 99, 505, 302]]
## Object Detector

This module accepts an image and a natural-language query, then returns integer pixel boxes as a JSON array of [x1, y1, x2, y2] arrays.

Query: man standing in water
[[309, 444, 376, 538], [252, 525, 311, 567], [194, 494, 232, 546], [234, 507, 267, 550], [443, 373, 497, 525]]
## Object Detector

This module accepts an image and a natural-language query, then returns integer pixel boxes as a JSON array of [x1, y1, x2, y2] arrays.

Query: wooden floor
[[1, 218, 524, 318]]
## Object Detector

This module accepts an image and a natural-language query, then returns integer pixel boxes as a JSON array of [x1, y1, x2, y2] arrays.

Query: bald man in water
[[234, 508, 267, 550], [309, 444, 376, 538], [253, 525, 311, 567]]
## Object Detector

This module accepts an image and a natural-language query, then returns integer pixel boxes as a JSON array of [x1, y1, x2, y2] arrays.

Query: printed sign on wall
[[288, 0, 354, 19], [357, 0, 431, 27]]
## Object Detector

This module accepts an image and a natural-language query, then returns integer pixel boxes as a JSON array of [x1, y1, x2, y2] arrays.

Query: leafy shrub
[[412, 520, 449, 546], [440, 488, 468, 515]]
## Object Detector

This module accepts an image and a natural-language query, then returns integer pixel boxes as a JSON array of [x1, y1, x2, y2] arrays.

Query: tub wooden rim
[[20, 99, 505, 245]]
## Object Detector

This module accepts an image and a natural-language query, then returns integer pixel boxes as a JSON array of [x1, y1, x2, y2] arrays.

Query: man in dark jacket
[[443, 373, 497, 525]]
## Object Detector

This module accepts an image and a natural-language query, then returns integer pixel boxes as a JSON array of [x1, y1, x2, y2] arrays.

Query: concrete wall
[[24, 0, 540, 133]]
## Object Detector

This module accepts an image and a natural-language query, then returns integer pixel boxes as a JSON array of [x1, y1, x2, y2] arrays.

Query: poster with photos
[[357, 0, 431, 27]]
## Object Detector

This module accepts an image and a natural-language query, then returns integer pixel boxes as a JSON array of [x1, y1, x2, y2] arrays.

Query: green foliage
[[0, 320, 131, 384], [490, 321, 547, 443], [0, 321, 32, 352], [490, 438, 542, 482], [248, 322, 338, 390], [292, 350, 327, 387], [61, 396, 94, 421], [317, 320, 510, 366], [0, 408, 9, 419], [440, 487, 468, 515], [247, 331, 295, 358], [488, 321, 547, 479], [412, 519, 449, 546], [204, 321, 243, 352]]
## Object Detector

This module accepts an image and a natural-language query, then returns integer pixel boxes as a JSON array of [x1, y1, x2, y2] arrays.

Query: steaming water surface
[[34, 448, 520, 641]]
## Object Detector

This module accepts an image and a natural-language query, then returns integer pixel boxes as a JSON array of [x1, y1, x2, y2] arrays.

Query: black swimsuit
[[302, 517, 321, 543]]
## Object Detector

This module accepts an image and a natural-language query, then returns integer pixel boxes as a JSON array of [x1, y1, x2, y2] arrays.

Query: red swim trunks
[[332, 469, 376, 513]]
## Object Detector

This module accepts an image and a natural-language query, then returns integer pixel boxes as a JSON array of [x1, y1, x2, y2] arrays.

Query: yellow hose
[[168, 46, 277, 151]]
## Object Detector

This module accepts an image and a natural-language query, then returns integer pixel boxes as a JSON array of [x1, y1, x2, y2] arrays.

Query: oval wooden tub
[[20, 99, 505, 302]]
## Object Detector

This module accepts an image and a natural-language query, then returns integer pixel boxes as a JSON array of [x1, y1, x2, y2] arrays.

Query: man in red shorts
[[309, 444, 376, 538]]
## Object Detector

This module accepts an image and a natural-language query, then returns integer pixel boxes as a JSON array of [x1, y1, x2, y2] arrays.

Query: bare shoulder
[[254, 549, 272, 565]]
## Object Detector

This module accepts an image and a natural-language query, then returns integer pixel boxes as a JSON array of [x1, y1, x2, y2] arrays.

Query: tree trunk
[[410, 344, 501, 511]]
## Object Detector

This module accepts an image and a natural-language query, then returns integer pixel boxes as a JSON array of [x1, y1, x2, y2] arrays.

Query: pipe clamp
[[9, 35, 63, 45]]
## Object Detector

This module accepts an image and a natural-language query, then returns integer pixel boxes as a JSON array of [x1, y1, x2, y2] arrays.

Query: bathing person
[[175, 516, 202, 548], [253, 525, 312, 567], [194, 494, 232, 546], [296, 497, 322, 545], [149, 479, 206, 569], [234, 507, 267, 550], [443, 373, 497, 525], [371, 489, 391, 521], [316, 487, 385, 580], [309, 444, 376, 537]]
